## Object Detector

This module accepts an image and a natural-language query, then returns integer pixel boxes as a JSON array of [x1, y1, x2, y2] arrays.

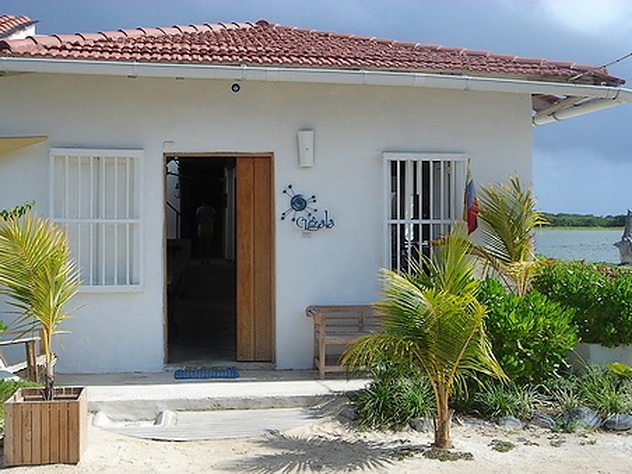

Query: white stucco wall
[[0, 73, 532, 372]]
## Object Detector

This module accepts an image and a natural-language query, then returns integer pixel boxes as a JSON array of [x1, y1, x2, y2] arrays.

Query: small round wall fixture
[[231, 83, 241, 93]]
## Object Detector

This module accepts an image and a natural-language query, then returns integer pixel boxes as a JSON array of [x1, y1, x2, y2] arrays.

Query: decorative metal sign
[[281, 184, 335, 232]]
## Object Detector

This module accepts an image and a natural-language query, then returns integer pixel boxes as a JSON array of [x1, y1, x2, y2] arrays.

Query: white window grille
[[384, 153, 467, 272], [50, 149, 142, 289]]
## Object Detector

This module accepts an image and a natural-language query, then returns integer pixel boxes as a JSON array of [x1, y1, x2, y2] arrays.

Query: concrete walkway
[[95, 407, 323, 441], [56, 370, 368, 421]]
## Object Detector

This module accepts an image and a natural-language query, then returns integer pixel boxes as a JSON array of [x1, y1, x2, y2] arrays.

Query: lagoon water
[[535, 228, 624, 263]]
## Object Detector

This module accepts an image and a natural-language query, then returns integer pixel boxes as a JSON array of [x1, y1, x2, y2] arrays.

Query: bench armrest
[[0, 336, 40, 347]]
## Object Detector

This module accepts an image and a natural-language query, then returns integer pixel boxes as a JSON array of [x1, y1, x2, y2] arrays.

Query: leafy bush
[[353, 367, 434, 430], [533, 260, 632, 347], [478, 278, 578, 384], [473, 381, 540, 419]]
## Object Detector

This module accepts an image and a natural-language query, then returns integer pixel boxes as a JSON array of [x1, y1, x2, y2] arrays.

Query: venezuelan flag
[[464, 162, 478, 233]]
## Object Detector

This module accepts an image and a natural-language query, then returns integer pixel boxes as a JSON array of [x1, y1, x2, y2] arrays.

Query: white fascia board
[[1, 56, 631, 116]]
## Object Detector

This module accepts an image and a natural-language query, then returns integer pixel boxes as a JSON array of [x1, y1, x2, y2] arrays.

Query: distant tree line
[[541, 212, 626, 227]]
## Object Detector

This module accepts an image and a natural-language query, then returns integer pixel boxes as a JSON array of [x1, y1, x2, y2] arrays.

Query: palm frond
[[475, 176, 548, 295], [0, 213, 80, 398]]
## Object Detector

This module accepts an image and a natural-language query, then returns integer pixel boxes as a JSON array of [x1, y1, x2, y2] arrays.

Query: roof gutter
[[1, 57, 631, 125], [532, 96, 627, 125]]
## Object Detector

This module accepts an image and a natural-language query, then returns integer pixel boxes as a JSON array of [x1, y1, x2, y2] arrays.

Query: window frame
[[383, 152, 467, 271], [49, 148, 144, 292]]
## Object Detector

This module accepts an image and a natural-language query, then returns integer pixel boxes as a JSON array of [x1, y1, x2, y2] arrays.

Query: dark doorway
[[166, 156, 237, 364]]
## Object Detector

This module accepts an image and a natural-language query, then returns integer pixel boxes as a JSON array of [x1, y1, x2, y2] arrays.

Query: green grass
[[353, 374, 434, 430], [473, 381, 540, 419]]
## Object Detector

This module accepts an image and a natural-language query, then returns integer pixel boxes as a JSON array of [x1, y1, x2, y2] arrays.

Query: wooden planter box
[[4, 386, 87, 466]]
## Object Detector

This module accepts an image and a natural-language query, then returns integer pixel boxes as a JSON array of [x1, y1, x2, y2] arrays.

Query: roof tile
[[0, 19, 623, 86], [0, 14, 36, 38]]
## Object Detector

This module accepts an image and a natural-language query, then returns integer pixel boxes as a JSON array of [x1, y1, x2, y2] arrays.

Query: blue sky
[[2, 0, 632, 215]]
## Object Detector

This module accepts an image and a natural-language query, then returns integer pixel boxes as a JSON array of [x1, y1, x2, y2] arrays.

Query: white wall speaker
[[297, 130, 314, 167]]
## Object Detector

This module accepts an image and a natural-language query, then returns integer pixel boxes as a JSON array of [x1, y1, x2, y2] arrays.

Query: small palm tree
[[342, 225, 506, 448], [0, 212, 80, 400], [475, 176, 548, 296]]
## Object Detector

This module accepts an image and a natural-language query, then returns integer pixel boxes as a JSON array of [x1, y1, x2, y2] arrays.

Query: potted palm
[[0, 211, 85, 466]]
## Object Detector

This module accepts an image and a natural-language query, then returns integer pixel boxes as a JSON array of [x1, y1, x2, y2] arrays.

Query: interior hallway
[[168, 258, 236, 365]]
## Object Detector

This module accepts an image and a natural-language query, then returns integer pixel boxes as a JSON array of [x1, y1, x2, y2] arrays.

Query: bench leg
[[25, 340, 38, 383], [318, 332, 326, 379]]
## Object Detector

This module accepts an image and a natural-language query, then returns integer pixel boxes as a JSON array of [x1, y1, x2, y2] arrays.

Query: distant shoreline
[[537, 226, 624, 230]]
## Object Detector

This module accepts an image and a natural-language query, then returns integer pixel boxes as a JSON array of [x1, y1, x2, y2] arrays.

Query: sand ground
[[2, 413, 631, 473]]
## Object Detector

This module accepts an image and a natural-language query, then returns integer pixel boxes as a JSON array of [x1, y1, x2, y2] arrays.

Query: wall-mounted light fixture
[[297, 130, 314, 167]]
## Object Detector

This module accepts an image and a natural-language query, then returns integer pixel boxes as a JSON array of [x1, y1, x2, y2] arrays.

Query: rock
[[409, 417, 431, 432], [338, 406, 357, 421], [497, 416, 522, 429], [561, 407, 602, 429], [604, 414, 632, 431], [489, 439, 516, 452], [529, 412, 556, 430], [458, 416, 489, 427], [92, 411, 113, 428]]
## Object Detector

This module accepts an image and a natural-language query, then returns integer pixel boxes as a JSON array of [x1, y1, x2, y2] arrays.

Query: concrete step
[[57, 371, 368, 421]]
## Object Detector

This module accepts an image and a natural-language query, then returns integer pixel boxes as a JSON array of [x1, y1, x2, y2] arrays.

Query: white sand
[[3, 414, 631, 473]]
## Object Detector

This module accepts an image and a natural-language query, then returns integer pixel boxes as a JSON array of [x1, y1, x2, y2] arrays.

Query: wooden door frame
[[162, 152, 276, 364]]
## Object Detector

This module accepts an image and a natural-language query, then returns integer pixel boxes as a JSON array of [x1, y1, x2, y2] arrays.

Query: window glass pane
[[387, 155, 464, 272], [129, 223, 141, 285], [53, 156, 66, 219]]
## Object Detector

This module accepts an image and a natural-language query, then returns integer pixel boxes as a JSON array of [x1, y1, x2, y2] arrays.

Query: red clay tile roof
[[0, 19, 623, 86], [0, 14, 36, 39]]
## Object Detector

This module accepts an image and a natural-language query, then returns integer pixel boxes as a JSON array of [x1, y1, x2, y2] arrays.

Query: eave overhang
[[1, 57, 630, 126]]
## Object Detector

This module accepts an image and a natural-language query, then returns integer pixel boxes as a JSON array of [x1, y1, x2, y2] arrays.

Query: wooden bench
[[306, 305, 382, 379], [0, 335, 49, 383]]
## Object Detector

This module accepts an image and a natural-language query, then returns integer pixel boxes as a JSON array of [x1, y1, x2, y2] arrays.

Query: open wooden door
[[236, 157, 274, 361]]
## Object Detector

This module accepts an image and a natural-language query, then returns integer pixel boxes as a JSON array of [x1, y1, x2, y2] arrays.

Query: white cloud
[[533, 147, 632, 215], [537, 0, 632, 36]]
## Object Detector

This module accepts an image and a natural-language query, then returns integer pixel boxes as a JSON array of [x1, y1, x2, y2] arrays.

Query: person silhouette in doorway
[[196, 198, 216, 264]]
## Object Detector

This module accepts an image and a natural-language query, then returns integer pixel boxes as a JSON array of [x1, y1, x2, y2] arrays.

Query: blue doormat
[[174, 366, 239, 380]]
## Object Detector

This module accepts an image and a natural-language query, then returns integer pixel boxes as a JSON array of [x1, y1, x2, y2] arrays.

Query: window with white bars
[[384, 153, 467, 273], [50, 149, 142, 289]]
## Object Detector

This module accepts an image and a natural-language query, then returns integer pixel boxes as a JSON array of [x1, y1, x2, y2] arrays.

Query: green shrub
[[473, 381, 540, 419], [533, 260, 632, 347], [478, 278, 578, 384], [353, 367, 434, 430]]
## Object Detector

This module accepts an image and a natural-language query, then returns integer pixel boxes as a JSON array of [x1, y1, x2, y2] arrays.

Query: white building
[[0, 14, 37, 40], [0, 20, 630, 373]]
